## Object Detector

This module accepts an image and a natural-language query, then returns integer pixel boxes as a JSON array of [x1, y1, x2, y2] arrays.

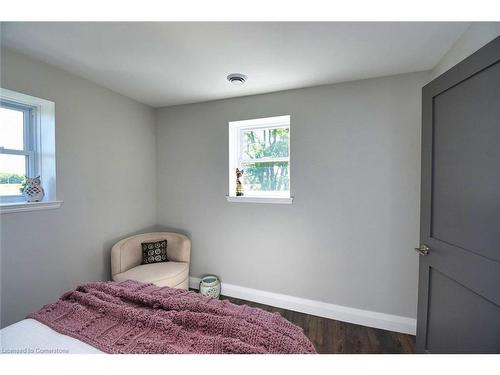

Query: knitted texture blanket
[[28, 280, 316, 354]]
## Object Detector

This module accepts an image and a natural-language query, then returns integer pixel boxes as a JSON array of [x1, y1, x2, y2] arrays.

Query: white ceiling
[[1, 22, 469, 107]]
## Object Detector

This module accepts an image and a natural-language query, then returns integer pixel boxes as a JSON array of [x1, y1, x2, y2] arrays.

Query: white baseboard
[[189, 277, 416, 335]]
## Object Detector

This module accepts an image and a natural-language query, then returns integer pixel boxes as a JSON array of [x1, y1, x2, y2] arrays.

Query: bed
[[1, 319, 102, 354], [0, 280, 316, 354]]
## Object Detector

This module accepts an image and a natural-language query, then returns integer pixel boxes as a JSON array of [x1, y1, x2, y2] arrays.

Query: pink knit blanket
[[28, 280, 316, 354]]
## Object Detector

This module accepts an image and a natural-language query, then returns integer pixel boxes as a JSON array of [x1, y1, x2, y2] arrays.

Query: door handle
[[414, 244, 430, 256]]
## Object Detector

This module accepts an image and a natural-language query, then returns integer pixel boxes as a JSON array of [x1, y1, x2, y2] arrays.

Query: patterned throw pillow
[[141, 240, 168, 264]]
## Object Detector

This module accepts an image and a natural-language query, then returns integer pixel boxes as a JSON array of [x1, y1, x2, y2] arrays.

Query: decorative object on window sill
[[22, 176, 45, 202], [236, 168, 244, 196], [199, 275, 221, 299]]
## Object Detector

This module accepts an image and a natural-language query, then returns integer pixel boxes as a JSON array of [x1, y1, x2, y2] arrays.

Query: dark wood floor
[[221, 295, 416, 354]]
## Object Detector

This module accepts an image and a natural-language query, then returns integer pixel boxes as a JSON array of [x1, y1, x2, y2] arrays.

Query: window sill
[[0, 200, 63, 214], [226, 196, 293, 204]]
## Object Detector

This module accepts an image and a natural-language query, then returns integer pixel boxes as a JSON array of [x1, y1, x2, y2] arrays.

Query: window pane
[[0, 107, 24, 150], [0, 154, 26, 196], [241, 127, 289, 160], [241, 161, 289, 193]]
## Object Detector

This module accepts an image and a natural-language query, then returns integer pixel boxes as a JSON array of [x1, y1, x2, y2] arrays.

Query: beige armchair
[[111, 232, 191, 289]]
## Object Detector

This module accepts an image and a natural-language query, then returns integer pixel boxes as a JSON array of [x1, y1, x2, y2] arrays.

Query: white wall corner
[[189, 277, 416, 335], [430, 23, 500, 80]]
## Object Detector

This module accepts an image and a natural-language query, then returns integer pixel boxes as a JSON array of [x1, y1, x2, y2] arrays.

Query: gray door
[[416, 36, 500, 353]]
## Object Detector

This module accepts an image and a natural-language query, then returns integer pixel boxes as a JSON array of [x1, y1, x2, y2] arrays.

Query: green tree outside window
[[241, 128, 289, 192]]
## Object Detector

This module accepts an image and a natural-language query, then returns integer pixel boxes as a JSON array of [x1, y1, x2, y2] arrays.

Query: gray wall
[[0, 49, 158, 327], [156, 71, 428, 319], [431, 22, 500, 79]]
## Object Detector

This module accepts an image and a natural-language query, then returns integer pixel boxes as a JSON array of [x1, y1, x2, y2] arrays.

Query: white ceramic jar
[[199, 275, 221, 299]]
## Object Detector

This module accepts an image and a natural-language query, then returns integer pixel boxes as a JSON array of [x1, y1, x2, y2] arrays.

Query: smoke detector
[[227, 73, 247, 85]]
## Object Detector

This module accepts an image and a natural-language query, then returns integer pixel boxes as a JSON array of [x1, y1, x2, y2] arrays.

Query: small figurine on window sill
[[23, 176, 45, 202], [236, 168, 244, 196]]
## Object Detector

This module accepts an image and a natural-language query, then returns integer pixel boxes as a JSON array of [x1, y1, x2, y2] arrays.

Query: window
[[228, 115, 292, 204], [0, 88, 59, 212], [0, 100, 38, 201]]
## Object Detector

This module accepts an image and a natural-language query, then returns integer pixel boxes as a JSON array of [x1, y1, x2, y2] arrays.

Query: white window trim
[[228, 115, 292, 203], [0, 200, 63, 214], [0, 99, 38, 202], [0, 88, 60, 213], [225, 196, 293, 204]]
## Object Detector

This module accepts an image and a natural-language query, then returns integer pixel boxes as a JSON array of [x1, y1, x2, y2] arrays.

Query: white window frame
[[0, 99, 39, 202], [0, 88, 62, 213], [227, 115, 293, 204]]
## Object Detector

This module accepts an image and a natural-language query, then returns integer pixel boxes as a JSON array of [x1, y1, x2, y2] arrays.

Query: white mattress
[[0, 319, 102, 354]]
